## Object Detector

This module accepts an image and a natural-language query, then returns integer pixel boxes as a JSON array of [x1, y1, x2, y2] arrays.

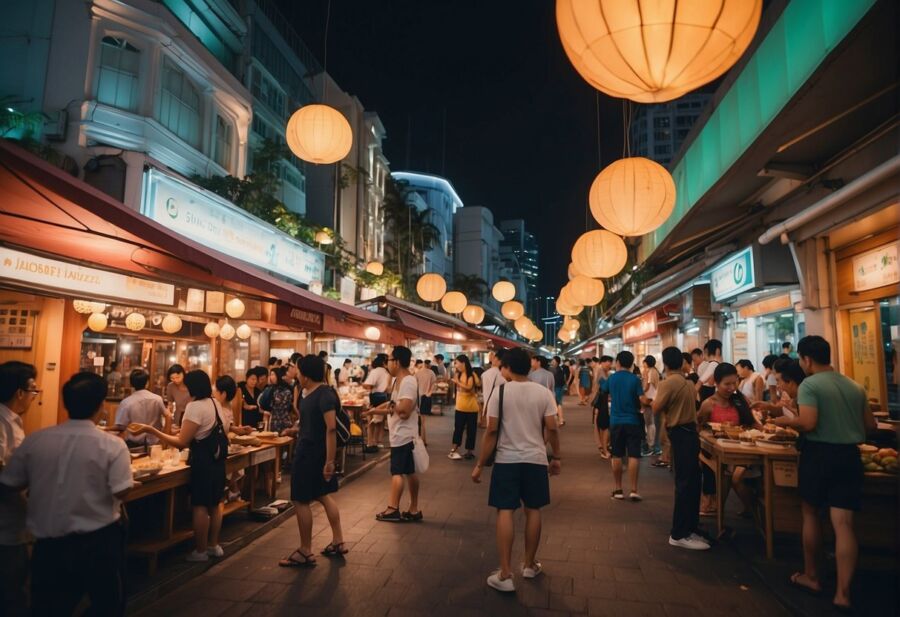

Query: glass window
[[250, 68, 285, 119], [213, 114, 233, 171], [157, 57, 202, 148], [653, 116, 671, 128], [654, 144, 672, 155], [96, 36, 140, 113]]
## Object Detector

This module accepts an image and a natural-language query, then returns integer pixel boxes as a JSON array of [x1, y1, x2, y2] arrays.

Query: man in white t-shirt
[[696, 339, 723, 402], [415, 360, 436, 416], [479, 350, 507, 426], [472, 348, 561, 593], [362, 354, 392, 452], [364, 346, 422, 523]]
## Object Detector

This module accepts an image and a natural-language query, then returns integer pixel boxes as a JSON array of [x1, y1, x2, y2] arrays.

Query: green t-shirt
[[796, 371, 866, 444]]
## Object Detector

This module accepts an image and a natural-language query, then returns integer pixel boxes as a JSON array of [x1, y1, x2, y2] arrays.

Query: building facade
[[499, 219, 539, 308], [453, 206, 503, 307], [628, 92, 710, 167]]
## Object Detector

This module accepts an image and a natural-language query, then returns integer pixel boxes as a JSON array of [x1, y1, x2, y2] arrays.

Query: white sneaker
[[629, 492, 643, 502], [186, 550, 210, 562], [688, 533, 710, 545], [448, 451, 463, 460], [522, 562, 543, 578], [486, 570, 515, 592], [669, 536, 711, 551], [207, 545, 224, 558]]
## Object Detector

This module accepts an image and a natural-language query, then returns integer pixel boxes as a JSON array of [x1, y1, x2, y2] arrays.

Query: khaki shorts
[[368, 414, 384, 424]]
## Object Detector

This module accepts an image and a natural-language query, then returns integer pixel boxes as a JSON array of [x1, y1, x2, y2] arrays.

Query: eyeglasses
[[26, 388, 42, 394]]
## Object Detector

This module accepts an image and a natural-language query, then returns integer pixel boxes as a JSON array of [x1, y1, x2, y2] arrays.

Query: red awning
[[0, 141, 389, 327], [393, 309, 460, 344]]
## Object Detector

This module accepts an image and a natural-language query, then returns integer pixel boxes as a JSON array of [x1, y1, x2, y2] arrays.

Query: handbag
[[412, 435, 429, 473], [484, 384, 505, 467]]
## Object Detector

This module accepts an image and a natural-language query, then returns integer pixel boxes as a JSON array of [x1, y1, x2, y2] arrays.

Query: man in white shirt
[[364, 346, 422, 523], [479, 349, 507, 426], [528, 355, 555, 392], [415, 359, 437, 416], [363, 354, 391, 452], [696, 339, 723, 402], [1, 372, 133, 616], [472, 348, 561, 593], [0, 361, 38, 617], [113, 369, 168, 446]]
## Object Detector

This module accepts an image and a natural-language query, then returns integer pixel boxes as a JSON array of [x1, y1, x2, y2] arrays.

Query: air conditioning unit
[[43, 109, 68, 142]]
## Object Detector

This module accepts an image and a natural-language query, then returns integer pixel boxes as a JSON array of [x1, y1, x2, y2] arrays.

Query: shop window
[[157, 57, 202, 149], [251, 68, 286, 119], [96, 36, 141, 113], [213, 114, 233, 171]]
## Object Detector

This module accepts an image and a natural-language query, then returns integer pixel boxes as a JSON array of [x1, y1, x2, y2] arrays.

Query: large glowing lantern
[[556, 289, 582, 317], [529, 327, 544, 342], [416, 273, 447, 303], [286, 104, 352, 164], [219, 323, 235, 341], [514, 316, 533, 334], [563, 317, 579, 332], [556, 0, 762, 103], [491, 280, 516, 302], [204, 322, 220, 338], [364, 326, 381, 341], [571, 230, 628, 279], [225, 298, 245, 319], [567, 263, 581, 281], [569, 275, 606, 307], [440, 291, 467, 314], [501, 301, 525, 320], [365, 261, 384, 276], [87, 312, 108, 332], [462, 305, 486, 325], [161, 314, 183, 334], [125, 313, 146, 331], [236, 324, 253, 340], [590, 157, 676, 236]]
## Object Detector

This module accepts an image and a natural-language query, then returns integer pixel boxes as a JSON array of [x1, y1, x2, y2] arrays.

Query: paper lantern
[[161, 314, 182, 334], [204, 322, 220, 338], [567, 263, 581, 281], [501, 301, 525, 320], [559, 328, 575, 342], [569, 275, 606, 307], [286, 104, 352, 164], [590, 158, 676, 236], [491, 281, 516, 303], [125, 313, 145, 331], [365, 261, 384, 276], [74, 300, 106, 314], [531, 329, 544, 343], [563, 317, 579, 332], [556, 290, 583, 317], [236, 324, 252, 340], [571, 230, 628, 279], [364, 326, 381, 341], [416, 273, 447, 303], [514, 316, 533, 334], [462, 305, 486, 325], [87, 312, 108, 332], [225, 298, 245, 319], [440, 291, 467, 314], [219, 323, 235, 341], [556, 0, 762, 103], [314, 230, 333, 245]]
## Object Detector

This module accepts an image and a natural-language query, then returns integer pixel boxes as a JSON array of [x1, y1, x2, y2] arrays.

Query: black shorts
[[390, 442, 416, 476], [291, 441, 339, 503], [188, 451, 225, 507], [798, 441, 863, 511], [594, 395, 610, 430], [610, 424, 643, 459], [488, 463, 550, 510]]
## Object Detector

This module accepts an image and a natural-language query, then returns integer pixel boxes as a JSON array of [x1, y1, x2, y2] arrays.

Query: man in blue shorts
[[602, 351, 648, 502]]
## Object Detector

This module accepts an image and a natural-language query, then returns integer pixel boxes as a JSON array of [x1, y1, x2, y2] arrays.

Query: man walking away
[[415, 356, 436, 417], [602, 351, 648, 501], [528, 355, 555, 392], [479, 350, 506, 427], [653, 347, 709, 550], [472, 348, 561, 593]]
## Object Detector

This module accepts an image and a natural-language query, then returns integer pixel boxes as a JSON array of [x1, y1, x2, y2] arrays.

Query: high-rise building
[[453, 206, 504, 307], [499, 219, 539, 308], [628, 92, 711, 167]]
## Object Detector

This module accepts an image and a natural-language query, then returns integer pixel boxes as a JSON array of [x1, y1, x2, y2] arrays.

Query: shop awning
[[0, 141, 390, 328], [393, 310, 460, 345]]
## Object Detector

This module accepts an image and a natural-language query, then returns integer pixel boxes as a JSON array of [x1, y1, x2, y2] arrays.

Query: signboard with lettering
[[141, 169, 325, 287], [275, 303, 324, 331], [711, 247, 755, 302], [0, 247, 175, 305], [852, 241, 899, 292], [623, 311, 658, 344], [0, 304, 38, 349]]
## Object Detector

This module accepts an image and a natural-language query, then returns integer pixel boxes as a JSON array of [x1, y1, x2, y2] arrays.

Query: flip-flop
[[321, 543, 348, 557], [832, 603, 854, 615], [279, 549, 317, 568], [788, 572, 822, 596]]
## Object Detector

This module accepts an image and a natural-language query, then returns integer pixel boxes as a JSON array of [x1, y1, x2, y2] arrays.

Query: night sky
[[282, 0, 627, 298]]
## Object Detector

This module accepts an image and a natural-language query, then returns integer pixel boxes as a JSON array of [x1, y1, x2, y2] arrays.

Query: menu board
[[0, 305, 38, 348], [849, 309, 881, 401]]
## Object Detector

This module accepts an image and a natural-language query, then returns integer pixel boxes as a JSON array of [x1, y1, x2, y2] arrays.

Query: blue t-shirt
[[602, 371, 643, 426]]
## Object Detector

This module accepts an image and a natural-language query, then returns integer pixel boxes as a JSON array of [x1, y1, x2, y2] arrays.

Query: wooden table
[[257, 435, 294, 493]]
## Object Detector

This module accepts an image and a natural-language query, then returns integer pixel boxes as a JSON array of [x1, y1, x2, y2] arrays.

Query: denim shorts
[[488, 463, 550, 510]]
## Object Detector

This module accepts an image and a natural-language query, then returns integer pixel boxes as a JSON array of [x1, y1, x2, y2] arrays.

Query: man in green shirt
[[771, 336, 875, 612]]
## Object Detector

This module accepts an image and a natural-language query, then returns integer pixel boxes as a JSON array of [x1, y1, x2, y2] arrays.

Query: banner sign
[[711, 247, 755, 301]]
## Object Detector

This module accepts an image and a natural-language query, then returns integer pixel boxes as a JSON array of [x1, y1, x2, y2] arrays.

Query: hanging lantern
[[314, 230, 333, 245], [161, 314, 182, 334], [440, 291, 467, 314], [567, 263, 581, 281], [501, 301, 525, 320], [571, 230, 628, 279], [125, 312, 146, 331], [364, 326, 381, 341], [491, 280, 516, 303], [87, 312, 108, 332], [204, 322, 221, 338], [514, 316, 533, 334], [74, 300, 106, 314], [416, 273, 447, 303], [556, 0, 762, 103], [285, 104, 353, 164], [556, 288, 582, 317], [225, 298, 245, 319], [531, 329, 544, 343], [236, 323, 252, 340], [365, 261, 384, 276], [569, 275, 606, 307], [590, 157, 676, 237], [219, 323, 236, 341], [462, 305, 485, 325], [563, 317, 579, 332]]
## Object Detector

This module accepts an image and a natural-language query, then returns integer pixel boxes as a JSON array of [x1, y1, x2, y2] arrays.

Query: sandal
[[788, 572, 822, 596], [321, 542, 349, 557], [651, 461, 670, 468], [375, 507, 404, 523], [402, 510, 424, 522], [278, 549, 317, 568]]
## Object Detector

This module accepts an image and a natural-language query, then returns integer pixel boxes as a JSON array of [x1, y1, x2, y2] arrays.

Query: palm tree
[[383, 177, 441, 299], [452, 274, 489, 304]]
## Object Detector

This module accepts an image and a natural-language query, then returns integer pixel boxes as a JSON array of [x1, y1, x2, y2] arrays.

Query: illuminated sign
[[623, 311, 658, 344], [711, 247, 755, 302], [852, 241, 899, 292]]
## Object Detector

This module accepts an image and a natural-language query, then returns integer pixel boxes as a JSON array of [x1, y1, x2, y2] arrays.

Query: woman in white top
[[736, 360, 765, 403], [131, 370, 228, 563]]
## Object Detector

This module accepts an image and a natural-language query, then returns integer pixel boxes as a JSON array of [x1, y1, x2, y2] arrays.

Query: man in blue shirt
[[602, 351, 648, 501]]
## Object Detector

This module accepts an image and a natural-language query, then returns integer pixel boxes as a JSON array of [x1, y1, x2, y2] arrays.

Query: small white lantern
[[501, 301, 525, 320], [125, 313, 146, 331], [462, 305, 486, 325], [364, 326, 381, 341], [219, 323, 235, 341], [161, 314, 182, 334], [87, 312, 108, 332], [236, 323, 252, 340], [225, 298, 245, 319], [440, 291, 467, 314], [491, 281, 516, 303], [204, 322, 221, 338]]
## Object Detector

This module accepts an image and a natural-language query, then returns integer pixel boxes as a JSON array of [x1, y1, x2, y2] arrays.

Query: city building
[[452, 206, 504, 307], [628, 92, 711, 167], [499, 219, 539, 308]]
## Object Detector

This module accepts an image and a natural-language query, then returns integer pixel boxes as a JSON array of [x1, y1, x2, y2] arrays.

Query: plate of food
[[132, 461, 163, 479], [232, 434, 262, 446], [760, 424, 799, 444], [256, 431, 278, 438]]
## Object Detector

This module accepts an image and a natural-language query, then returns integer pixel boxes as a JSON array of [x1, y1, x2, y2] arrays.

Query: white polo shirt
[[0, 403, 27, 545], [0, 420, 133, 539]]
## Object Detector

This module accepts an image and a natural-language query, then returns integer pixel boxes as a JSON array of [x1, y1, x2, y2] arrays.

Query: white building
[[628, 92, 710, 167], [453, 206, 503, 306]]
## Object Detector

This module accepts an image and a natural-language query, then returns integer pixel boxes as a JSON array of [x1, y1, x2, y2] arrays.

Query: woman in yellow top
[[449, 354, 481, 460]]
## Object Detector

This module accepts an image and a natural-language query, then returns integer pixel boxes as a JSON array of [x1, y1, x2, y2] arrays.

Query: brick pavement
[[132, 398, 869, 617]]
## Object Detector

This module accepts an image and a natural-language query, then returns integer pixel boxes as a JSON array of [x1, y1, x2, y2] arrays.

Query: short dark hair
[[578, 359, 586, 367], [502, 348, 531, 376], [0, 361, 36, 402], [343, 359, 352, 365], [600, 355, 613, 363], [166, 364, 185, 379], [553, 355, 561, 364], [415, 359, 423, 366], [592, 357, 600, 362], [299, 355, 326, 382], [435, 354, 444, 361], [691, 348, 703, 357], [643, 355, 656, 368], [682, 352, 692, 366], [704, 339, 722, 356], [616, 351, 635, 369], [762, 354, 779, 370], [109, 361, 118, 370], [424, 359, 432, 366], [273, 365, 290, 387], [775, 359, 805, 385], [62, 372, 107, 419], [392, 346, 412, 368], [713, 362, 738, 383], [798, 336, 830, 365], [662, 347, 683, 372], [268, 356, 279, 365], [736, 359, 754, 372], [318, 351, 328, 359], [215, 375, 237, 402], [184, 370, 212, 400], [782, 341, 793, 350], [129, 369, 150, 390], [493, 349, 506, 362], [250, 366, 269, 380], [289, 352, 303, 366]]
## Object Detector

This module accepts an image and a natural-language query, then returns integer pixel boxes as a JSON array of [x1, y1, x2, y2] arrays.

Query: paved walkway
[[132, 399, 886, 616]]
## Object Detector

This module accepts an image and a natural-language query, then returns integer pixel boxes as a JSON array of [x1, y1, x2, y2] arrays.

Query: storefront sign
[[275, 303, 324, 331], [711, 247, 755, 302], [0, 304, 38, 349], [852, 241, 899, 292], [623, 311, 658, 344], [141, 169, 325, 287], [0, 247, 175, 305], [849, 309, 882, 401], [738, 294, 793, 319]]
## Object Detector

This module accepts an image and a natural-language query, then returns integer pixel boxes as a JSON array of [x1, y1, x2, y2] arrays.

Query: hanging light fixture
[[204, 322, 221, 338], [87, 312, 108, 332], [568, 275, 606, 307], [563, 317, 579, 332], [530, 329, 544, 343], [314, 230, 333, 245], [567, 263, 581, 281], [571, 230, 628, 279], [219, 323, 236, 341], [556, 0, 762, 103], [590, 157, 676, 236], [73, 300, 107, 315], [364, 326, 381, 341], [501, 301, 525, 320], [225, 298, 245, 319], [125, 312, 146, 331], [416, 273, 447, 303], [236, 324, 252, 340], [462, 305, 485, 325], [440, 291, 467, 314], [161, 314, 182, 334], [491, 280, 516, 303], [285, 104, 353, 164], [365, 261, 384, 276]]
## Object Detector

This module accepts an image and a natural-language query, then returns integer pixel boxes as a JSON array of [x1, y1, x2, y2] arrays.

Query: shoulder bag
[[484, 384, 505, 467]]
